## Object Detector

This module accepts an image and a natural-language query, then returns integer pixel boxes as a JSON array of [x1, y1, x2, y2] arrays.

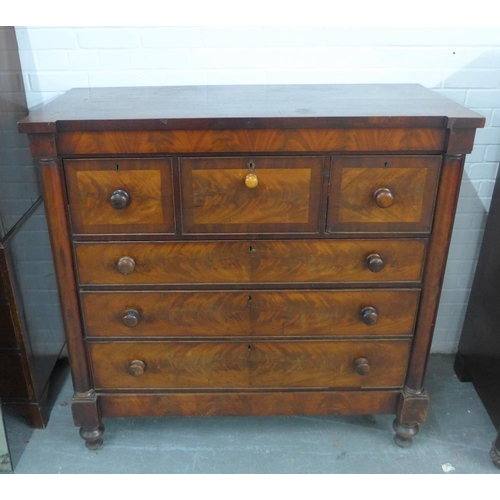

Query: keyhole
[[247, 345, 252, 350], [248, 245, 255, 253], [116, 164, 120, 171], [384, 162, 388, 168], [247, 295, 252, 308]]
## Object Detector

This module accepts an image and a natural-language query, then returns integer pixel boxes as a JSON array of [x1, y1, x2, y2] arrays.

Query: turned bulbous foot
[[80, 425, 105, 450], [393, 418, 419, 448], [490, 443, 500, 469]]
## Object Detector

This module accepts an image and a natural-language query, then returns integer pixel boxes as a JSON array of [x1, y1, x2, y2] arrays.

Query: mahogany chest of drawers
[[18, 84, 484, 449]]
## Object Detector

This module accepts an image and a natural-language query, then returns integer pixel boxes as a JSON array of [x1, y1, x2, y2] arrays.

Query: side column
[[394, 154, 465, 447], [36, 145, 104, 449]]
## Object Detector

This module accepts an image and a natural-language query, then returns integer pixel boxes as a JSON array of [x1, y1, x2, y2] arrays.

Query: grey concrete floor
[[3, 354, 500, 474]]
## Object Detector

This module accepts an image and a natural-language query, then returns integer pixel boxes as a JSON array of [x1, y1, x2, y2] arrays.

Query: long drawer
[[75, 239, 426, 285], [81, 289, 420, 338], [88, 340, 411, 390]]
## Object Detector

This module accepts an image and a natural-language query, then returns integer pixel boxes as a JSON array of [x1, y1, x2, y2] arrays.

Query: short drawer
[[65, 158, 175, 234], [89, 340, 411, 389], [81, 289, 420, 338], [75, 239, 426, 285], [327, 155, 441, 234], [180, 156, 323, 234]]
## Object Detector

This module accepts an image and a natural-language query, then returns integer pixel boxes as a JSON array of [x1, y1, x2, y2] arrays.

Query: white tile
[[164, 71, 207, 86], [444, 70, 500, 89], [467, 162, 498, 180], [491, 109, 500, 127], [485, 145, 500, 162], [206, 70, 267, 85], [28, 72, 88, 92], [466, 90, 500, 108], [433, 89, 467, 105], [465, 145, 486, 163], [453, 214, 474, 229], [98, 50, 130, 70], [36, 51, 69, 70], [140, 27, 204, 48], [479, 180, 496, 197], [473, 127, 500, 145], [76, 28, 140, 49], [15, 28, 78, 50], [202, 27, 269, 48], [69, 51, 100, 70]]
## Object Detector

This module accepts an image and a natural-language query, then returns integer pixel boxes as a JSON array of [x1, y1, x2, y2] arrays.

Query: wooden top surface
[[18, 84, 485, 133]]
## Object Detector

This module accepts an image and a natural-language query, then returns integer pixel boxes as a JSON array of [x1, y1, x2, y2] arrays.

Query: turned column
[[393, 124, 475, 447], [30, 133, 104, 449]]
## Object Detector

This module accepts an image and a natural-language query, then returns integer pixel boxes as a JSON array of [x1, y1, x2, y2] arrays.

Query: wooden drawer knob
[[366, 253, 384, 273], [360, 306, 379, 325], [117, 256, 136, 275], [110, 189, 131, 210], [123, 309, 140, 328], [373, 187, 394, 208], [245, 173, 259, 188], [354, 357, 371, 376], [128, 359, 146, 377]]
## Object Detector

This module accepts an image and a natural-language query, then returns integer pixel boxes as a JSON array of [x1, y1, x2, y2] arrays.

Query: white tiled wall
[[14, 26, 500, 353]]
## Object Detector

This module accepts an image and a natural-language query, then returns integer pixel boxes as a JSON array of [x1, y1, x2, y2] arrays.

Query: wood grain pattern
[[18, 84, 485, 135], [328, 155, 441, 233], [56, 128, 447, 155], [81, 289, 420, 338], [18, 84, 485, 448], [406, 155, 465, 389], [40, 160, 91, 394], [89, 340, 411, 389], [65, 158, 175, 234], [99, 390, 400, 417], [75, 239, 426, 285], [180, 156, 323, 234]]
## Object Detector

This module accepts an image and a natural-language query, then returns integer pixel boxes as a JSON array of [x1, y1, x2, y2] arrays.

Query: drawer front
[[89, 340, 411, 389], [327, 155, 441, 233], [75, 239, 426, 285], [65, 158, 175, 234], [180, 156, 323, 234], [82, 289, 420, 338]]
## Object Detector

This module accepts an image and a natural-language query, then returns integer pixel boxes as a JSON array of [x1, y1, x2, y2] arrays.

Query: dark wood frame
[[18, 84, 484, 449], [0, 199, 66, 427]]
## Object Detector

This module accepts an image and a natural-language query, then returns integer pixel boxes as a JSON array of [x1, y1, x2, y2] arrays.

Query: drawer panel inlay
[[180, 156, 323, 234], [89, 340, 411, 389], [327, 155, 441, 234], [81, 289, 420, 338], [65, 158, 175, 234], [75, 239, 426, 285]]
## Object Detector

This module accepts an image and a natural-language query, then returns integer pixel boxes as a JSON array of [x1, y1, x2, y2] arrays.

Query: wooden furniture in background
[[18, 84, 484, 448], [0, 26, 65, 428], [0, 201, 66, 427], [455, 163, 500, 469]]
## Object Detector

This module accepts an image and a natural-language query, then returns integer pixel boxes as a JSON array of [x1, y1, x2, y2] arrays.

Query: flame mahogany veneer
[[19, 84, 484, 450]]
